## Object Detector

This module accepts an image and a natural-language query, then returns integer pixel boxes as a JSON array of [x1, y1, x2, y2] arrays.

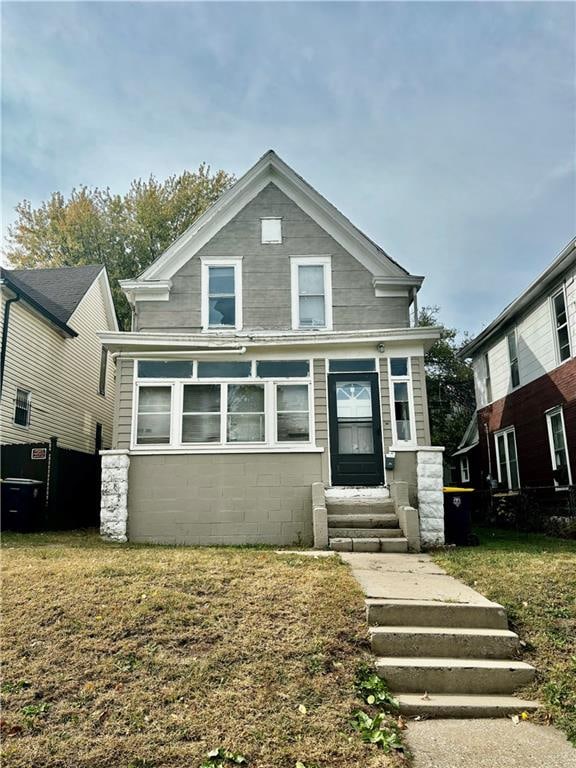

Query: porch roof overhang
[[98, 326, 442, 356]]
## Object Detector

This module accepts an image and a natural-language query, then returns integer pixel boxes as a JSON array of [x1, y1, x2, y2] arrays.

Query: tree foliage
[[419, 306, 475, 456], [5, 165, 235, 328]]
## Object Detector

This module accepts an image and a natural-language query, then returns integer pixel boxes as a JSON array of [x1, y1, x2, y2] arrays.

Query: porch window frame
[[545, 406, 572, 487], [131, 358, 314, 452], [494, 426, 520, 491], [290, 256, 333, 331], [550, 286, 572, 365], [388, 356, 416, 446], [201, 256, 243, 331]]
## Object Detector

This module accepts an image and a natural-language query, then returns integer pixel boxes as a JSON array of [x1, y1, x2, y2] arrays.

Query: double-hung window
[[99, 348, 108, 396], [546, 407, 572, 486], [201, 257, 242, 330], [389, 357, 414, 443], [482, 352, 492, 404], [276, 384, 310, 442], [507, 330, 520, 388], [494, 427, 520, 490], [290, 257, 332, 330], [552, 288, 571, 363], [14, 388, 31, 427], [460, 455, 470, 483], [136, 386, 172, 444]]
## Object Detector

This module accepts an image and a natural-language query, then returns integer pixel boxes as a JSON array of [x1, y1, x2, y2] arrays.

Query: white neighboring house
[[0, 265, 118, 454]]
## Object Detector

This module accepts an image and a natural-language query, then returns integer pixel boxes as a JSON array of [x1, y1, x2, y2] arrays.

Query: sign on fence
[[31, 448, 47, 460]]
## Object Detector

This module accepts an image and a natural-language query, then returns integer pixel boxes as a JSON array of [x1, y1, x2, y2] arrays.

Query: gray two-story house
[[99, 151, 444, 550]]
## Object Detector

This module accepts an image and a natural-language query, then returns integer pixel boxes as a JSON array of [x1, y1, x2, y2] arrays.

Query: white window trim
[[460, 455, 470, 483], [388, 357, 417, 447], [131, 359, 316, 453], [545, 406, 572, 487], [483, 351, 493, 405], [494, 427, 520, 490], [201, 256, 243, 332], [13, 387, 31, 429], [290, 256, 333, 331], [550, 286, 572, 365], [260, 217, 282, 244]]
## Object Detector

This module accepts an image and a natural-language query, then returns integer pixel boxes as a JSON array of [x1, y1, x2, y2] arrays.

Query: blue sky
[[2, 1, 575, 334]]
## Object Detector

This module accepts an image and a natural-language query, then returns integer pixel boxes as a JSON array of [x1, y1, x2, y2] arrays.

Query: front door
[[328, 373, 384, 486]]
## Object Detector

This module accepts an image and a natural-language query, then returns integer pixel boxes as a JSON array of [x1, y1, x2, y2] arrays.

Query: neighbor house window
[[261, 218, 282, 244], [201, 257, 242, 330], [494, 427, 520, 490], [99, 348, 108, 395], [507, 330, 520, 388], [14, 388, 31, 427], [552, 288, 571, 363], [136, 386, 172, 444], [460, 455, 470, 483], [290, 256, 332, 330], [546, 407, 572, 487], [133, 360, 312, 449], [389, 357, 414, 443], [483, 352, 492, 403]]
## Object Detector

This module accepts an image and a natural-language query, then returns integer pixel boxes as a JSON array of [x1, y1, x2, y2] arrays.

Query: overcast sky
[[2, 1, 575, 335]]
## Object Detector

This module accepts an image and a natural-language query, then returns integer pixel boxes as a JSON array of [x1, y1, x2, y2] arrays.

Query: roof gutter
[[0, 281, 20, 395]]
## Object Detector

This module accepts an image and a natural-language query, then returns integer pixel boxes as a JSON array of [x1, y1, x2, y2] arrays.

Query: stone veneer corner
[[416, 448, 445, 548], [100, 449, 130, 542]]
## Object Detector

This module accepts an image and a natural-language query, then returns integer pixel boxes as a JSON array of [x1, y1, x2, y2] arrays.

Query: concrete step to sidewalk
[[328, 513, 399, 528], [396, 693, 539, 718], [369, 626, 519, 658], [328, 527, 403, 539], [330, 537, 408, 553], [375, 657, 536, 694], [366, 598, 509, 629]]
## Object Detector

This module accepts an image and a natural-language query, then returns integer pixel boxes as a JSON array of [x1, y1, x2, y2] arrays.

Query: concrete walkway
[[340, 551, 576, 767]]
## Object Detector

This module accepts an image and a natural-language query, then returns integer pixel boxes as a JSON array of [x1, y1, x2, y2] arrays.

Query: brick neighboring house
[[456, 238, 575, 498]]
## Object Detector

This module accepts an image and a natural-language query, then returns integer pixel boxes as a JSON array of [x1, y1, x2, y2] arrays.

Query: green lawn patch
[[433, 528, 576, 744], [1, 532, 403, 768]]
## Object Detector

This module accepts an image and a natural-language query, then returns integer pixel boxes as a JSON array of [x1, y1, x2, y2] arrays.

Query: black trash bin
[[443, 486, 477, 546], [1, 478, 45, 532]]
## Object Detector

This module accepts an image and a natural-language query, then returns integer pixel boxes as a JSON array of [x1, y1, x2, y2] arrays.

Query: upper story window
[[507, 330, 520, 388], [546, 407, 572, 487], [552, 288, 571, 363], [261, 218, 282, 244], [290, 256, 333, 330], [201, 257, 243, 331], [460, 455, 470, 483], [14, 388, 31, 427], [483, 352, 492, 403], [494, 427, 520, 490], [389, 357, 414, 444]]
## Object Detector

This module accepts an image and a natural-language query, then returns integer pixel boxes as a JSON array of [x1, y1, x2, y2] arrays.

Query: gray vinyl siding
[[128, 453, 322, 545], [378, 358, 394, 449], [312, 359, 330, 482], [114, 358, 134, 450], [136, 183, 410, 333]]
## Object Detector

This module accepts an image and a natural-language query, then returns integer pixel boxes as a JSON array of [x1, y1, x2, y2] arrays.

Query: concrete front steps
[[369, 597, 538, 718], [326, 487, 407, 554]]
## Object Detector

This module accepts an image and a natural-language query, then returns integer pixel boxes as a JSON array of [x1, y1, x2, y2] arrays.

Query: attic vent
[[261, 218, 282, 244]]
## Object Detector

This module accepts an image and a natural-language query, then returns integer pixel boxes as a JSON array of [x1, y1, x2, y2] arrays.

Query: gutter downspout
[[0, 285, 20, 395]]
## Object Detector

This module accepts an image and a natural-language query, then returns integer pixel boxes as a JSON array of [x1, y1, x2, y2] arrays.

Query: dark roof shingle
[[1, 265, 103, 324]]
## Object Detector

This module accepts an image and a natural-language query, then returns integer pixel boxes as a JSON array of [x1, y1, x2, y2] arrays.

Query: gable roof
[[459, 237, 576, 359], [0, 265, 110, 336], [131, 150, 423, 291]]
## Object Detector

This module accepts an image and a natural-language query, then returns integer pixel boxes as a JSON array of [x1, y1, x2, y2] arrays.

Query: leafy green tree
[[419, 306, 475, 456], [5, 165, 235, 328]]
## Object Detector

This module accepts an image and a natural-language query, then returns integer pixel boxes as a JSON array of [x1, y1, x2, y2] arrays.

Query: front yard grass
[[433, 528, 576, 744], [1, 531, 403, 768]]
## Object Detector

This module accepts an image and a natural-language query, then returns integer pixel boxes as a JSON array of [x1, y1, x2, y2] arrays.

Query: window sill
[[129, 446, 325, 456]]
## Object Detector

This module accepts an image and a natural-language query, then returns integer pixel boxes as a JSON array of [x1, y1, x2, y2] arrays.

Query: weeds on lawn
[[351, 711, 404, 753], [200, 747, 247, 767]]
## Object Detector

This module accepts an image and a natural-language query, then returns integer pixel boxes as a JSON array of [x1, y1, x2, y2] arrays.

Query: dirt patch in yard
[[1, 532, 403, 768]]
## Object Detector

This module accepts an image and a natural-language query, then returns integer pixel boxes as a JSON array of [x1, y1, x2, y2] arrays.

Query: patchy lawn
[[1, 531, 404, 768], [434, 529, 576, 744]]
